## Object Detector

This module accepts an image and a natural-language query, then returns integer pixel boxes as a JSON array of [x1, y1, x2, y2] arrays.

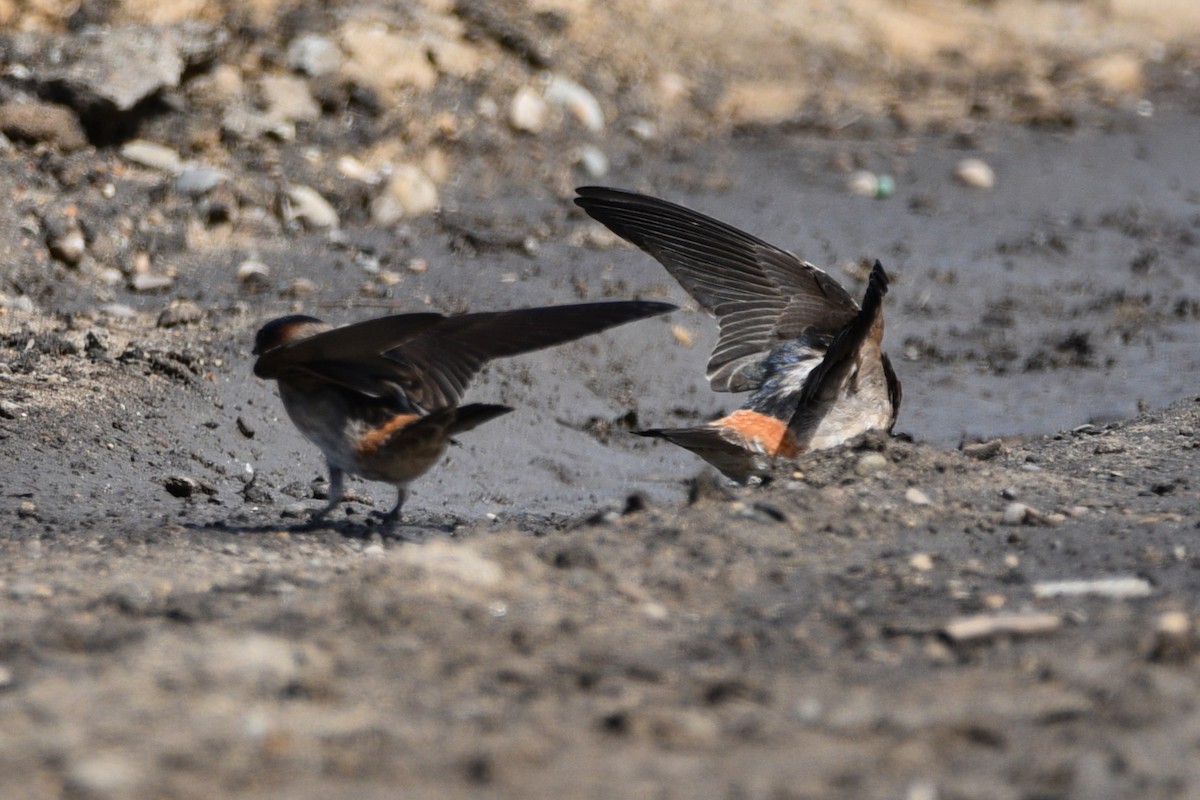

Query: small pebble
[[1151, 611, 1194, 662], [544, 73, 605, 132], [855, 453, 888, 476], [955, 158, 995, 189], [942, 612, 1062, 642], [371, 165, 439, 225], [962, 439, 1003, 460], [509, 86, 548, 133], [175, 167, 228, 196], [905, 487, 931, 506], [157, 301, 203, 328], [287, 34, 342, 77], [1033, 576, 1153, 599], [130, 273, 175, 293], [1001, 502, 1032, 526], [847, 170, 879, 197], [575, 145, 609, 178], [285, 184, 339, 229], [236, 259, 271, 286], [671, 325, 695, 348], [909, 552, 934, 571], [121, 140, 184, 174], [46, 217, 87, 267]]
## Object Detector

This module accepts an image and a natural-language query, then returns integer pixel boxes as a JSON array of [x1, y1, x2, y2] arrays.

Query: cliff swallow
[[253, 300, 675, 527], [575, 186, 900, 482]]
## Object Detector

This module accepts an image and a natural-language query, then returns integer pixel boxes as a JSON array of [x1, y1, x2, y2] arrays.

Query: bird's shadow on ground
[[187, 507, 466, 542]]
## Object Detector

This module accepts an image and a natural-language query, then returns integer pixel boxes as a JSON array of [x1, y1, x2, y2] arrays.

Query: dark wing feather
[[388, 301, 675, 410], [791, 261, 889, 418], [575, 186, 859, 392], [253, 313, 445, 399]]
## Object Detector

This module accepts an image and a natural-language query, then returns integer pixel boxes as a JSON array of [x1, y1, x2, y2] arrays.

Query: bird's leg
[[301, 463, 345, 527], [382, 486, 407, 523], [372, 486, 419, 539]]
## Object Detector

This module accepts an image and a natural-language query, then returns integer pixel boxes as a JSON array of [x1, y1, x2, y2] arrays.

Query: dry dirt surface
[[2, 2, 1200, 798]]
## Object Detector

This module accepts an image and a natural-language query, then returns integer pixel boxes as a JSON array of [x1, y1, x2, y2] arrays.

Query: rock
[[129, 273, 174, 293], [955, 158, 995, 189], [0, 400, 18, 420], [1032, 577, 1154, 599], [65, 752, 144, 799], [855, 453, 888, 476], [962, 439, 1003, 460], [157, 301, 203, 328], [45, 215, 87, 267], [1150, 611, 1194, 662], [575, 145, 609, 178], [287, 34, 342, 78], [544, 73, 604, 132], [339, 21, 438, 94], [45, 23, 225, 113], [236, 259, 271, 287], [909, 552, 934, 571], [0, 102, 87, 150], [121, 140, 184, 174], [260, 74, 321, 124], [0, 664, 12, 689], [284, 184, 339, 229], [1001, 502, 1032, 526], [370, 165, 439, 225], [164, 475, 202, 498], [942, 612, 1062, 643], [847, 170, 879, 197], [1083, 53, 1144, 95], [905, 487, 932, 506], [336, 155, 381, 184], [428, 35, 484, 79], [174, 166, 228, 196], [509, 85, 548, 133], [671, 325, 695, 348]]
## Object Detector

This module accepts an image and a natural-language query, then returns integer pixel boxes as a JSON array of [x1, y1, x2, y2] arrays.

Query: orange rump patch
[[717, 410, 801, 458], [356, 413, 420, 456]]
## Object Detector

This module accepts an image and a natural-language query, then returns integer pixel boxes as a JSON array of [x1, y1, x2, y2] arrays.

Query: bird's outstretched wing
[[575, 186, 859, 393]]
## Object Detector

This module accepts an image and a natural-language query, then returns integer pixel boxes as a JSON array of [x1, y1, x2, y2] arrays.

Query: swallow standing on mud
[[253, 301, 675, 527], [575, 186, 901, 483]]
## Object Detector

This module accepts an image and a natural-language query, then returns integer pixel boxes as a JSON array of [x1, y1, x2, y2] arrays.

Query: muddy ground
[[2, 2, 1200, 798]]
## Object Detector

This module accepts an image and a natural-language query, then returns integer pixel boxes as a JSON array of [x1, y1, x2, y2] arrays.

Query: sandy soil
[[2, 2, 1200, 798]]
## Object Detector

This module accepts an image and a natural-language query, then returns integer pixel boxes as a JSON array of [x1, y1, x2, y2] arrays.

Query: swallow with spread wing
[[574, 187, 900, 483], [253, 300, 675, 526]]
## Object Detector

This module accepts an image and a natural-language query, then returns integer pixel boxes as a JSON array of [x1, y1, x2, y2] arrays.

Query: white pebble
[[575, 145, 609, 178], [121, 140, 184, 174], [1033, 577, 1153, 599], [955, 158, 995, 189], [1001, 502, 1030, 526], [855, 453, 888, 476], [509, 86, 548, 133], [236, 259, 270, 283], [905, 487, 931, 506], [544, 73, 604, 132], [285, 184, 339, 229], [847, 170, 879, 197], [130, 273, 174, 293], [287, 34, 342, 77]]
